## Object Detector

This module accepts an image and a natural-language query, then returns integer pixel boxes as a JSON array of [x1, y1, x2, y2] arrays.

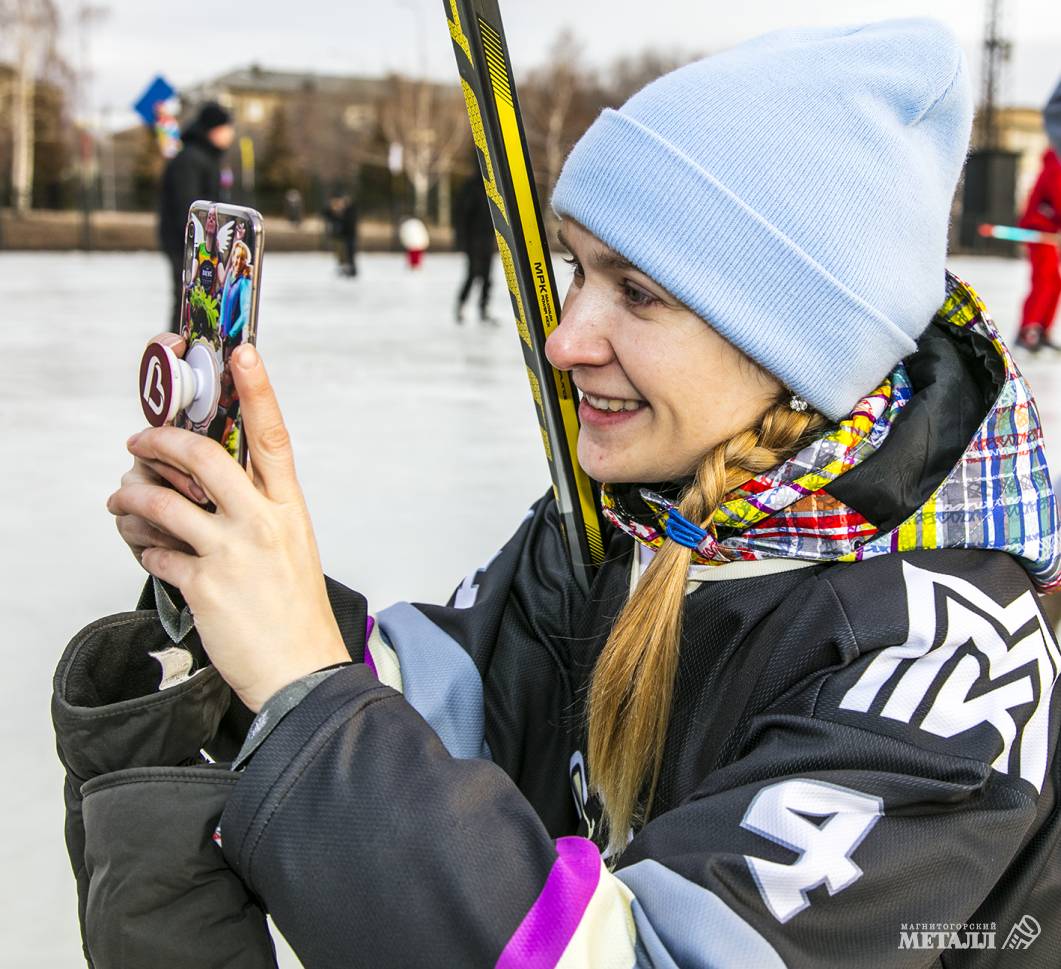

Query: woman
[[58, 18, 1061, 969], [219, 239, 253, 344]]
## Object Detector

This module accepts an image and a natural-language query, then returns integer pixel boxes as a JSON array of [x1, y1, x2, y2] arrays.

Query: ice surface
[[0, 249, 1056, 966]]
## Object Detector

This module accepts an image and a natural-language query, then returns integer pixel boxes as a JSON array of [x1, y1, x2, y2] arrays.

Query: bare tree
[[604, 47, 704, 106], [0, 0, 62, 214], [379, 73, 468, 220], [520, 30, 600, 197], [518, 32, 696, 201]]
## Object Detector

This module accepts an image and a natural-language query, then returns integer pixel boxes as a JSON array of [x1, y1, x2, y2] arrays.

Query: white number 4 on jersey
[[741, 779, 883, 923]]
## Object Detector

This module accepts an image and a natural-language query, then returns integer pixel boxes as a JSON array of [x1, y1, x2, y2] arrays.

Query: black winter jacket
[[158, 129, 223, 259]]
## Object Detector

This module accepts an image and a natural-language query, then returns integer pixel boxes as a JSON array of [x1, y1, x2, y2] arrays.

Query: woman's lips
[[578, 396, 647, 427]]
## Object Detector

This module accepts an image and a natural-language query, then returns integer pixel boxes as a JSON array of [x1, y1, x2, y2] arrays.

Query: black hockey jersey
[[214, 277, 1061, 967], [54, 277, 1061, 968]]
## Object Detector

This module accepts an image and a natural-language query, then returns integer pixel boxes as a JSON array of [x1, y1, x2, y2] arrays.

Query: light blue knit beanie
[[552, 18, 973, 421]]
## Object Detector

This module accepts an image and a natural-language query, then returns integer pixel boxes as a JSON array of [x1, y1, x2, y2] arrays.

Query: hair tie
[[665, 509, 710, 549]]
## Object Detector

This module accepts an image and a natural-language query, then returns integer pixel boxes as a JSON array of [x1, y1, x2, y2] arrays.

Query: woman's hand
[[114, 334, 208, 568], [106, 343, 350, 712]]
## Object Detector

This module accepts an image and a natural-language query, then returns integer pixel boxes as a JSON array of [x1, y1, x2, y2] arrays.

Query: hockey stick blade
[[978, 223, 1061, 245]]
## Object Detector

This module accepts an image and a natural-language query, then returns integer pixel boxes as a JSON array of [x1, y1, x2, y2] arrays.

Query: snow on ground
[[0, 249, 1053, 966]]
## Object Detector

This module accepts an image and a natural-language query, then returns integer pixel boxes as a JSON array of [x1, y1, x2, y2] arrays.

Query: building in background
[[183, 67, 385, 209], [997, 105, 1054, 204], [177, 66, 466, 223], [3, 54, 1057, 243]]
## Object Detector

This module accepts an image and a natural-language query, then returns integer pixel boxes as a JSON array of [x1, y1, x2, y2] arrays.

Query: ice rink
[[2, 249, 1058, 966]]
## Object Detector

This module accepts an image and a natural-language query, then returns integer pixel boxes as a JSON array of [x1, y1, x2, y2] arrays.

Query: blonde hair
[[587, 396, 829, 856], [230, 240, 252, 275]]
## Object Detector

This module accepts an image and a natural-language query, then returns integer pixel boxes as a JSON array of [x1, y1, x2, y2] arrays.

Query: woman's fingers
[[115, 514, 196, 559], [127, 425, 252, 516], [137, 457, 210, 505], [107, 481, 217, 554], [141, 545, 197, 590], [229, 345, 302, 503]]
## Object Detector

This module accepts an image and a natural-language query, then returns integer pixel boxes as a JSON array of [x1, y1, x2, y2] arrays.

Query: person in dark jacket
[[158, 102, 235, 332], [322, 191, 359, 277], [64, 20, 1061, 969], [1016, 79, 1061, 352], [454, 168, 497, 323]]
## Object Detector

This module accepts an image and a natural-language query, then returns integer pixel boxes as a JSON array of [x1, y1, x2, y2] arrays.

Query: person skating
[[1016, 79, 1061, 353], [454, 168, 498, 324], [284, 188, 304, 228], [158, 102, 235, 333], [322, 191, 359, 277], [61, 20, 1061, 968]]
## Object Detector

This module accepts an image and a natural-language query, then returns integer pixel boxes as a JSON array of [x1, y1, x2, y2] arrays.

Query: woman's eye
[[563, 255, 584, 280], [622, 281, 655, 307]]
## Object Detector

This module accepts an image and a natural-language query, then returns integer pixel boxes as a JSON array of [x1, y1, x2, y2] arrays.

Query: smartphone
[[175, 200, 264, 467]]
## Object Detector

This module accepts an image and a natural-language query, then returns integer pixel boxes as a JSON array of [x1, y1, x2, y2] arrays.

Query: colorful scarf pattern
[[852, 274, 1060, 590], [602, 273, 1061, 592]]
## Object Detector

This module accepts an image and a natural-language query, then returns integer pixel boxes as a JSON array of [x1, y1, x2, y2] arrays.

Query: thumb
[[230, 344, 300, 502]]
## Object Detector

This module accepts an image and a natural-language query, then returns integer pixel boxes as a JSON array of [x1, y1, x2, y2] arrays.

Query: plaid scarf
[[601, 272, 1061, 592]]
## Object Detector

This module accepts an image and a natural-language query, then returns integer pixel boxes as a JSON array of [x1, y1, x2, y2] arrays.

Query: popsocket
[[139, 339, 221, 427]]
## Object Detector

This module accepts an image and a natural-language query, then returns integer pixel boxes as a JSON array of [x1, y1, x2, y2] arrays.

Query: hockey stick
[[443, 0, 606, 593], [978, 223, 1061, 245]]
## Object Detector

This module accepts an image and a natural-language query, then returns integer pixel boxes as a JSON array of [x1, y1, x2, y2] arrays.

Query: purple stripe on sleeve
[[363, 615, 377, 676], [496, 836, 602, 969]]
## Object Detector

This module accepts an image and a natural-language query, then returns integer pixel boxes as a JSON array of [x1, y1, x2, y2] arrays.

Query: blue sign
[[133, 76, 176, 126]]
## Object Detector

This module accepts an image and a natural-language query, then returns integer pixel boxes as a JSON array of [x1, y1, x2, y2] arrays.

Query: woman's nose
[[545, 292, 613, 372]]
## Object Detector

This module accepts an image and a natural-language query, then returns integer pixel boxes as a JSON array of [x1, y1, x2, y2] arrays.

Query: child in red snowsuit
[[1017, 147, 1061, 350]]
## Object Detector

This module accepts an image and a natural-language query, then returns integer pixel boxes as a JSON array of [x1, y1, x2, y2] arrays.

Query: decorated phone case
[[176, 200, 264, 467]]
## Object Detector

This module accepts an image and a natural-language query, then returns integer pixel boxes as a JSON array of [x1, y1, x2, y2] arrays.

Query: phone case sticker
[[177, 202, 261, 465]]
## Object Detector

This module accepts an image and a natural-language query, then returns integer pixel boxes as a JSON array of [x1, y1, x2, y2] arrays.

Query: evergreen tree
[[258, 107, 303, 208]]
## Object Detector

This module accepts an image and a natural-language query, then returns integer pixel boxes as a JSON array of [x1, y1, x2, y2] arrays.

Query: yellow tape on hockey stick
[[444, 0, 606, 585]]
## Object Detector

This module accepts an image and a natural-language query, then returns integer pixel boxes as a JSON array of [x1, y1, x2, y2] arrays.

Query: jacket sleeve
[[1019, 151, 1061, 232], [53, 573, 369, 968], [358, 492, 589, 834], [219, 549, 1059, 969], [159, 153, 201, 252], [52, 610, 278, 969]]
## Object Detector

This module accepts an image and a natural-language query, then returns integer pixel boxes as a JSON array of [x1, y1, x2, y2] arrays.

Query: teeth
[[585, 394, 642, 413]]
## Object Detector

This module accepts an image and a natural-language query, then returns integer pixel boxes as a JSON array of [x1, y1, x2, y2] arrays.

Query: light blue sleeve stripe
[[617, 859, 787, 969], [376, 602, 492, 761]]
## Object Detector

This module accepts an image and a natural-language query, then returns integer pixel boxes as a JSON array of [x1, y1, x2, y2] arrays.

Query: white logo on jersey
[[568, 750, 630, 859], [742, 779, 883, 923], [839, 562, 1061, 791], [453, 550, 502, 609], [569, 750, 596, 840]]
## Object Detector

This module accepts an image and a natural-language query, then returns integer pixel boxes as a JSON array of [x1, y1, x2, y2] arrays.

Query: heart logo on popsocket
[[143, 357, 166, 416], [139, 343, 174, 426]]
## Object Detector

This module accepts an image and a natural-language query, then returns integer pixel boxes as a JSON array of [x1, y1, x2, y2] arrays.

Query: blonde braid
[[587, 398, 828, 856]]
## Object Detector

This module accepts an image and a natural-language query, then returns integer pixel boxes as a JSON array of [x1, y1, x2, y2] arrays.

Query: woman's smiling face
[[544, 219, 783, 484]]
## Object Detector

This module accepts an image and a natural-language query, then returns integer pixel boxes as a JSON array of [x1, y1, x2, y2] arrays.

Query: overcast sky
[[74, 0, 1061, 129]]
